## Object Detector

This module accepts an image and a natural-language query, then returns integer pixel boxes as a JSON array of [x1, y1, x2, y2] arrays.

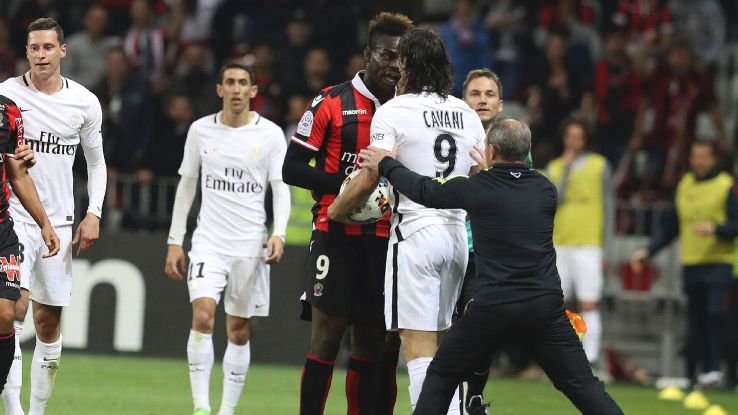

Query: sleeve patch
[[296, 111, 314, 137]]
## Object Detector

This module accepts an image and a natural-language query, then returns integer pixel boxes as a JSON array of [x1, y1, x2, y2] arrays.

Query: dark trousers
[[414, 294, 623, 415], [683, 264, 732, 380], [724, 278, 738, 387]]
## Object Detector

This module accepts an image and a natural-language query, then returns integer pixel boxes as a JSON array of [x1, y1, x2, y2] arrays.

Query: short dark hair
[[462, 68, 503, 99], [27, 17, 64, 44], [218, 63, 255, 85], [367, 12, 414, 49], [398, 28, 453, 99], [486, 117, 531, 161]]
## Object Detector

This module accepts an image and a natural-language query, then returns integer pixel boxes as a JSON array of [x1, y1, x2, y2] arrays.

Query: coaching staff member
[[360, 117, 623, 415]]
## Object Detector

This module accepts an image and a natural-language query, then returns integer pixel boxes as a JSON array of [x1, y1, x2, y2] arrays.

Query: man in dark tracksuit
[[360, 117, 623, 415]]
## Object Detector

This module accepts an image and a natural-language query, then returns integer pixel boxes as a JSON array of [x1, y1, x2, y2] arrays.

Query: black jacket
[[379, 158, 563, 306]]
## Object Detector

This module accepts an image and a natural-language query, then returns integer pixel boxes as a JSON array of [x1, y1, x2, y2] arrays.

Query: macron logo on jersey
[[342, 109, 367, 116]]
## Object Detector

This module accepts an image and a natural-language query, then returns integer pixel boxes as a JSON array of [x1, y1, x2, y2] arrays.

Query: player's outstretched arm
[[6, 157, 59, 257], [327, 168, 380, 224], [362, 148, 472, 211], [165, 175, 198, 280]]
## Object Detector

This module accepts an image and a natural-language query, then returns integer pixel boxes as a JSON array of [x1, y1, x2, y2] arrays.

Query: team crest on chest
[[68, 114, 83, 129]]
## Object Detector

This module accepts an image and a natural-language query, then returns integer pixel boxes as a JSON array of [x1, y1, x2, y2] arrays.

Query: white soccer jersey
[[370, 93, 485, 242], [0, 72, 103, 226], [179, 111, 286, 256]]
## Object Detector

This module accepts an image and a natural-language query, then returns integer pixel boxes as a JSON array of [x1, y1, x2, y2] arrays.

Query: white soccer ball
[[339, 169, 392, 223]]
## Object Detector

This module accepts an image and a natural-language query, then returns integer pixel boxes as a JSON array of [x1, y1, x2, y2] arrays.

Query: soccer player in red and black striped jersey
[[0, 96, 59, 394], [282, 12, 413, 415]]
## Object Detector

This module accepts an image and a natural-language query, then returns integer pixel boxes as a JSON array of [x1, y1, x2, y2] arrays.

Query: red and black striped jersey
[[0, 96, 23, 224], [290, 72, 390, 238]]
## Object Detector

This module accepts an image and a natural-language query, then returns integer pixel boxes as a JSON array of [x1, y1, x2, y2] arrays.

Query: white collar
[[351, 71, 382, 108]]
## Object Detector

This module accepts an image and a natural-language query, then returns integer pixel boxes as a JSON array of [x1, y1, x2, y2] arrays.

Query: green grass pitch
[[3, 352, 737, 414]]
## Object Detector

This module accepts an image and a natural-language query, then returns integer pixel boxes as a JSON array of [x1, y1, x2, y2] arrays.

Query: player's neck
[[221, 108, 253, 128], [30, 72, 64, 95]]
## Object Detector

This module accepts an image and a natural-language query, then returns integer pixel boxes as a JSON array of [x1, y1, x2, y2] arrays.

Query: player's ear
[[59, 43, 67, 58], [363, 46, 371, 62], [498, 99, 504, 113], [216, 83, 224, 99], [249, 84, 258, 99]]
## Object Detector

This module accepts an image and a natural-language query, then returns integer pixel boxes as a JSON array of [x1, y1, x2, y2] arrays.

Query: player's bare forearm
[[327, 168, 379, 223], [7, 159, 51, 229]]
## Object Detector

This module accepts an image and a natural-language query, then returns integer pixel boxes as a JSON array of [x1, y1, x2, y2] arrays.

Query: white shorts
[[187, 250, 270, 319], [16, 222, 73, 306], [555, 245, 603, 303], [385, 224, 468, 331]]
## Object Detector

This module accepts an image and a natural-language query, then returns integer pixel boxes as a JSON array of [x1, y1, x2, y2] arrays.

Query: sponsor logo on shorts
[[0, 255, 20, 283], [313, 282, 323, 297]]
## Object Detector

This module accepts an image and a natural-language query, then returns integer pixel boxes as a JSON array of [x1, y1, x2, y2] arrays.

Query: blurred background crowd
[[0, 0, 736, 233]]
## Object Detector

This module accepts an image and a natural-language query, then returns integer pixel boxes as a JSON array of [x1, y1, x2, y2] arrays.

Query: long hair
[[398, 28, 453, 99]]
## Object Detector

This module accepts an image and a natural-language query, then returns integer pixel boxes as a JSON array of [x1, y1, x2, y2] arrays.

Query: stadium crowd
[[1, 0, 736, 227]]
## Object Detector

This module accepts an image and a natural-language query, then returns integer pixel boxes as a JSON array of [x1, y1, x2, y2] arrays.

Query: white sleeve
[[270, 179, 290, 240], [81, 143, 107, 218], [268, 129, 287, 182], [369, 108, 397, 151], [167, 176, 198, 246], [80, 96, 103, 148], [178, 125, 201, 178]]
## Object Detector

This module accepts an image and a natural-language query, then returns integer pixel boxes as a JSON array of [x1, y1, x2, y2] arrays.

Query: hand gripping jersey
[[0, 72, 103, 226], [370, 92, 486, 243], [179, 112, 287, 256]]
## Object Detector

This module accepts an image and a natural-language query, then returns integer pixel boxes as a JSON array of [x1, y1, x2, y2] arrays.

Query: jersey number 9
[[434, 134, 457, 178]]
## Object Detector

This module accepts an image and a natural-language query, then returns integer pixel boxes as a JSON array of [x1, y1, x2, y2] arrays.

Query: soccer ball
[[339, 169, 392, 223]]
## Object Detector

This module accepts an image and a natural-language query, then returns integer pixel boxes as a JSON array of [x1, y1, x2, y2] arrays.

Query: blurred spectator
[[283, 94, 307, 140], [246, 42, 281, 123], [141, 94, 196, 177], [668, 0, 725, 70], [484, 0, 529, 100], [63, 4, 121, 89], [0, 17, 16, 82], [124, 0, 167, 82], [546, 118, 613, 369], [283, 47, 331, 99], [344, 52, 365, 80], [210, 0, 260, 69], [440, 0, 493, 96], [593, 28, 642, 168], [535, 0, 598, 56], [632, 141, 738, 388], [170, 43, 217, 115], [611, 0, 673, 71], [165, 0, 222, 47], [94, 47, 154, 173], [629, 44, 724, 197], [527, 31, 589, 165], [276, 11, 313, 96]]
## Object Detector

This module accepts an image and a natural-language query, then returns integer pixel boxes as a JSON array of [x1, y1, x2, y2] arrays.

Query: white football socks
[[28, 335, 61, 415], [217, 342, 251, 415], [2, 320, 24, 415], [407, 357, 460, 414], [582, 309, 601, 364], [187, 330, 214, 411]]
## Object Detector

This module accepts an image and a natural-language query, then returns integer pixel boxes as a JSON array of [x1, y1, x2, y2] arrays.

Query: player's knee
[[0, 302, 14, 329], [227, 328, 250, 345], [191, 309, 215, 333], [13, 296, 29, 322]]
